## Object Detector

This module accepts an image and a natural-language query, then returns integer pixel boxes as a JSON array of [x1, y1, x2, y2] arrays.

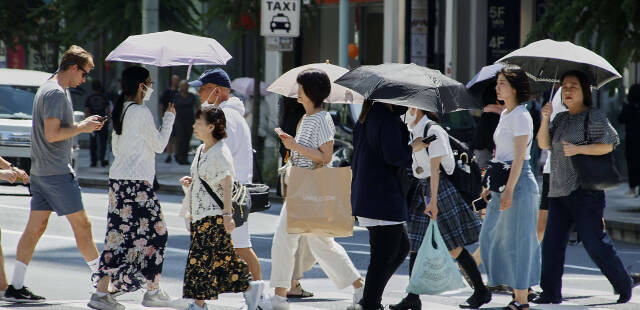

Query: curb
[[78, 177, 284, 203], [605, 220, 640, 244]]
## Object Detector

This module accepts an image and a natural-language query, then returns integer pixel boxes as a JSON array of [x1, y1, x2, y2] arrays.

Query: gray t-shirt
[[31, 79, 74, 176], [548, 108, 619, 197]]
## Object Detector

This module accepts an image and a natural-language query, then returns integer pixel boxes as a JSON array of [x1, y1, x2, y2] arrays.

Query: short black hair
[[296, 69, 331, 107], [196, 105, 227, 140], [561, 70, 593, 107], [497, 68, 531, 104]]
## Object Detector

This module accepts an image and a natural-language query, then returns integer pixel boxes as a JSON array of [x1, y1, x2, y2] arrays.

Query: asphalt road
[[0, 185, 639, 309]]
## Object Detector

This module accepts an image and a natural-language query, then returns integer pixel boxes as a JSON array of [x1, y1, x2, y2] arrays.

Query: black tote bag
[[570, 110, 622, 191]]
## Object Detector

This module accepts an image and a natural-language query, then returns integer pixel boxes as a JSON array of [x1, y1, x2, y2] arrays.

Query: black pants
[[90, 127, 109, 164], [540, 188, 632, 300], [361, 224, 410, 309], [174, 122, 193, 163]]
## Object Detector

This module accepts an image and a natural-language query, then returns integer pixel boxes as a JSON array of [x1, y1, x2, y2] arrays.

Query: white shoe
[[141, 289, 172, 307], [244, 280, 265, 310], [257, 292, 273, 310], [346, 304, 363, 310], [271, 295, 289, 310], [353, 286, 364, 305], [88, 293, 125, 310]]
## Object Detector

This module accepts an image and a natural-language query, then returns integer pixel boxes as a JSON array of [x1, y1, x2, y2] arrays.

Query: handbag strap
[[196, 147, 226, 209], [582, 109, 591, 144]]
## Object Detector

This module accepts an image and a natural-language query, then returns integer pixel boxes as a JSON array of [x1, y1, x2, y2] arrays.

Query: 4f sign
[[261, 0, 300, 37]]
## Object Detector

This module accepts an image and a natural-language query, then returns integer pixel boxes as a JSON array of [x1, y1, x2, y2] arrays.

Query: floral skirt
[[183, 216, 251, 300], [93, 179, 168, 292]]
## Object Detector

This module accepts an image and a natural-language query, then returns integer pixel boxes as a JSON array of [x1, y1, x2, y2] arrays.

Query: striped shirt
[[549, 108, 619, 197], [291, 111, 335, 168]]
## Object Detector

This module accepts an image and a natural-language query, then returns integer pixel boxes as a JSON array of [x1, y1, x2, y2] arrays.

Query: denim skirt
[[479, 160, 541, 290]]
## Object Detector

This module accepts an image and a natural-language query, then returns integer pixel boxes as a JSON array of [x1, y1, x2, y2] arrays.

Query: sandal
[[286, 283, 314, 298], [502, 301, 529, 310]]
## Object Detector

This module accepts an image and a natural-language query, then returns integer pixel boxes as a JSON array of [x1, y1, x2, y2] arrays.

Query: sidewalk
[[75, 149, 640, 244], [75, 149, 187, 194]]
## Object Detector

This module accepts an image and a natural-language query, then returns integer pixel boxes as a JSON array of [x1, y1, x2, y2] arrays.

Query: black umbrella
[[334, 63, 480, 113]]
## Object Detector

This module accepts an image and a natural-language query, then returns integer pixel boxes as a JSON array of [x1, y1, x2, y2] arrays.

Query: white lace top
[[110, 102, 175, 183], [189, 142, 236, 223]]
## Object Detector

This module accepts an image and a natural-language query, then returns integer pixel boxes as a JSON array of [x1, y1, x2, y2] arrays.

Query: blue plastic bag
[[406, 220, 466, 295]]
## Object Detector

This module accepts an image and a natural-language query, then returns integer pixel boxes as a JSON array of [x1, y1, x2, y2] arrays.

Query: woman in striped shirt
[[270, 69, 364, 310]]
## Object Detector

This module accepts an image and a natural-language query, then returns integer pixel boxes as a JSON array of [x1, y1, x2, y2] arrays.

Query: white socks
[[11, 261, 27, 290], [87, 258, 100, 274]]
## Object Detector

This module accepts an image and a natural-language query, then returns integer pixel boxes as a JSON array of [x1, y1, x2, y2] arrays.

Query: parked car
[[0, 68, 82, 189]]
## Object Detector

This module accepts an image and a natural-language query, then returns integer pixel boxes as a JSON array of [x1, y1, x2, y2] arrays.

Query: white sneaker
[[257, 292, 273, 310], [271, 295, 289, 310], [353, 286, 364, 305], [141, 289, 172, 307], [88, 293, 125, 310], [244, 280, 265, 310]]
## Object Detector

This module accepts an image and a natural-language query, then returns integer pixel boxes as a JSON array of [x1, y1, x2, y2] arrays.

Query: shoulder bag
[[197, 147, 251, 227], [570, 110, 622, 190]]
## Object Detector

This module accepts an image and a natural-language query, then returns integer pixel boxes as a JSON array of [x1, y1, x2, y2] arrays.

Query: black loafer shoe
[[531, 295, 561, 304], [389, 295, 422, 310], [459, 290, 491, 309]]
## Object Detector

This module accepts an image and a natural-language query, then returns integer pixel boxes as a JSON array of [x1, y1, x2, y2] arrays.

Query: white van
[[0, 68, 82, 186]]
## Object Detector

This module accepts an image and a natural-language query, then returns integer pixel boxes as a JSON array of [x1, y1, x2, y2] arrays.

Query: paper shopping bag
[[286, 166, 354, 237]]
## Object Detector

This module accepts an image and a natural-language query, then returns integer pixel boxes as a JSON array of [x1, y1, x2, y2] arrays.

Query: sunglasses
[[79, 67, 89, 78]]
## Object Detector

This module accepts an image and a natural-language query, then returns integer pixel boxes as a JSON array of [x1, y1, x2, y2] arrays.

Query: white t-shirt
[[493, 105, 533, 162], [410, 116, 455, 179], [543, 87, 568, 174]]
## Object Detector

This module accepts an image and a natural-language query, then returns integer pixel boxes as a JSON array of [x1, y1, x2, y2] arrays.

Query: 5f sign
[[261, 0, 300, 37]]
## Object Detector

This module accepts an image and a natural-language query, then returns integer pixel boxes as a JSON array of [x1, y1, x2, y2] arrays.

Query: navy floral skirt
[[93, 179, 168, 292]]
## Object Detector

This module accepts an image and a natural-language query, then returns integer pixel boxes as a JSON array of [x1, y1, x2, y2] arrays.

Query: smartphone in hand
[[274, 128, 289, 138], [422, 134, 437, 144], [472, 194, 492, 212]]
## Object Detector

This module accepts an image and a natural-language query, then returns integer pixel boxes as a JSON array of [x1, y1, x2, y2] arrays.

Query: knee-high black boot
[[457, 248, 491, 309]]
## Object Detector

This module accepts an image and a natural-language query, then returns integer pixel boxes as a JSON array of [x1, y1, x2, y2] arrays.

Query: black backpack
[[424, 121, 482, 206]]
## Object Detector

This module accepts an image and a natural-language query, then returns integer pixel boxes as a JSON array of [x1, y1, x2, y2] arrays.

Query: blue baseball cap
[[188, 68, 231, 88]]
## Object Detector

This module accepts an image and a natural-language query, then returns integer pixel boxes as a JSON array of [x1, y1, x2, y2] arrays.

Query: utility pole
[[142, 0, 159, 123], [339, 0, 348, 68]]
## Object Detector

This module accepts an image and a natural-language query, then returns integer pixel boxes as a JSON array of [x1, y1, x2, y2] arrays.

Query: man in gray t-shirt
[[31, 79, 76, 175], [4, 46, 106, 303]]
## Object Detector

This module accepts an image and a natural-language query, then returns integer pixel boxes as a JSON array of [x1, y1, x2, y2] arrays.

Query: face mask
[[403, 109, 417, 126], [142, 84, 154, 102], [203, 88, 219, 106]]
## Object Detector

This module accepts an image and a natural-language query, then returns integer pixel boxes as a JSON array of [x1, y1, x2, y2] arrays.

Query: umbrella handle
[[186, 61, 194, 80], [547, 66, 559, 103]]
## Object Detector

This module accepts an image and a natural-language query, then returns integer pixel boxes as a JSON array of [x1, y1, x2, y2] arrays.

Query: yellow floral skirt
[[182, 215, 251, 300]]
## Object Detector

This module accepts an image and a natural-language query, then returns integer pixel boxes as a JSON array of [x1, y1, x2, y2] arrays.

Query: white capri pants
[[270, 202, 361, 289]]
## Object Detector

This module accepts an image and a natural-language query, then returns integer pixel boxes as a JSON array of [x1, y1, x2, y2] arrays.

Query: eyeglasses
[[79, 67, 89, 78]]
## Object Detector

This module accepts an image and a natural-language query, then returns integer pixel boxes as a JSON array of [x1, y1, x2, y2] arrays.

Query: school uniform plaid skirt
[[407, 175, 482, 252]]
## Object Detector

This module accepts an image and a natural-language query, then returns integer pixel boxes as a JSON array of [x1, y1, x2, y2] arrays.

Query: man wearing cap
[[188, 68, 262, 279]]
